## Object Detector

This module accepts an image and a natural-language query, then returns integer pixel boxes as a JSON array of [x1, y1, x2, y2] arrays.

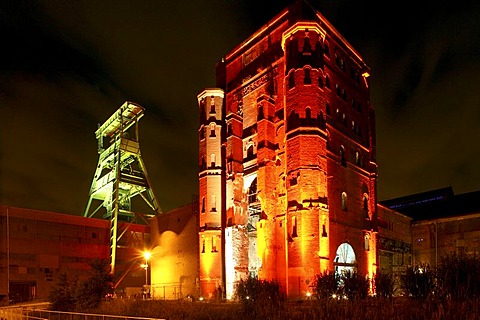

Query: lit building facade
[[197, 1, 378, 299]]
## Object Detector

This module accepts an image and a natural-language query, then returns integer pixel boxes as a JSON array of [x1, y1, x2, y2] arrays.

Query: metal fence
[[0, 306, 165, 320]]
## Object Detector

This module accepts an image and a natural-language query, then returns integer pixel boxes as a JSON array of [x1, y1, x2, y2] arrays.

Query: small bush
[[48, 272, 77, 311], [436, 252, 480, 300], [234, 277, 285, 317], [311, 270, 339, 299], [75, 259, 114, 311], [341, 270, 370, 300], [374, 272, 394, 298], [402, 263, 435, 300]]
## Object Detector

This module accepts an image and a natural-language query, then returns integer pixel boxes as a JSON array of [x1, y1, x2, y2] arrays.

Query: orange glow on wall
[[366, 231, 377, 293]]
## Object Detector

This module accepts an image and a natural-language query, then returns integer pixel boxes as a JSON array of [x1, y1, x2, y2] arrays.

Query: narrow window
[[211, 195, 216, 212], [305, 107, 311, 119], [289, 72, 295, 89], [210, 123, 216, 137], [210, 96, 215, 113], [201, 197, 205, 213], [340, 146, 346, 166], [363, 194, 369, 218], [247, 145, 254, 159], [318, 76, 324, 88], [304, 68, 311, 84], [325, 75, 330, 88], [322, 224, 328, 237], [324, 42, 330, 57], [199, 100, 206, 123], [257, 105, 264, 120], [211, 154, 216, 167], [341, 192, 347, 211], [292, 216, 298, 238], [211, 237, 218, 252], [364, 234, 370, 251], [202, 238, 205, 253], [303, 36, 311, 53]]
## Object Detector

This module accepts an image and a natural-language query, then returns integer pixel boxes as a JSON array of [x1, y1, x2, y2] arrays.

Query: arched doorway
[[334, 243, 356, 277]]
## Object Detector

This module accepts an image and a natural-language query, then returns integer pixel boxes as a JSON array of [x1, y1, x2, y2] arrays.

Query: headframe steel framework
[[84, 101, 161, 278]]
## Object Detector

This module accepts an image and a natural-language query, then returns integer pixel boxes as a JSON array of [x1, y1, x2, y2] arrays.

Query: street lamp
[[141, 251, 151, 299]]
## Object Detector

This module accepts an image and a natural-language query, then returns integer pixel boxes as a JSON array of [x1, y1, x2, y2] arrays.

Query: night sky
[[1, 0, 479, 216]]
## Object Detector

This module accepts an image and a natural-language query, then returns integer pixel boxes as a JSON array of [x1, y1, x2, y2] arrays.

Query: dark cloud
[[1, 0, 479, 215]]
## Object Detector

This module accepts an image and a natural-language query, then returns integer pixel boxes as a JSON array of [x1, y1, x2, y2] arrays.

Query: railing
[[0, 306, 165, 320]]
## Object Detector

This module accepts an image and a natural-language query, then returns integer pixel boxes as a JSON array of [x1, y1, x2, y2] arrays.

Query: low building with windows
[[381, 187, 480, 268], [0, 206, 149, 302]]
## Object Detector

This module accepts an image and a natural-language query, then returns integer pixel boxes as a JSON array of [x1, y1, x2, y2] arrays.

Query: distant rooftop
[[379, 187, 480, 221]]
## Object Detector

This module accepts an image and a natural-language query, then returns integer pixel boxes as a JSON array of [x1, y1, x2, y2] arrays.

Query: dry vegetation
[[46, 253, 480, 319], [90, 297, 480, 320]]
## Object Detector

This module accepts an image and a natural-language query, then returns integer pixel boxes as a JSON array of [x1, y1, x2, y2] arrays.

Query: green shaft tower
[[84, 101, 161, 276]]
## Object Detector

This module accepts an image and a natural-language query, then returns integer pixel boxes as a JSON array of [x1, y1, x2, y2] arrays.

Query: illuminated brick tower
[[198, 1, 378, 299], [197, 89, 225, 296]]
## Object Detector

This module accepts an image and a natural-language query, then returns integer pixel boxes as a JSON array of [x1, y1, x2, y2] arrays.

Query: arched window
[[210, 123, 216, 137], [248, 178, 258, 203], [211, 154, 216, 167], [292, 216, 298, 237], [201, 238, 205, 253], [363, 194, 369, 218], [305, 107, 311, 119], [324, 41, 330, 57], [210, 96, 216, 113], [211, 195, 216, 212], [340, 146, 346, 166], [341, 192, 347, 211], [304, 68, 311, 84], [318, 75, 324, 88], [211, 236, 218, 252], [257, 105, 264, 120], [199, 100, 206, 123], [303, 36, 311, 53], [247, 145, 254, 159], [288, 71, 295, 89], [364, 234, 370, 251], [355, 151, 361, 166]]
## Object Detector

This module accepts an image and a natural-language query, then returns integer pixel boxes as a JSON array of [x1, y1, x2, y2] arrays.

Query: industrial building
[[0, 206, 150, 302]]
